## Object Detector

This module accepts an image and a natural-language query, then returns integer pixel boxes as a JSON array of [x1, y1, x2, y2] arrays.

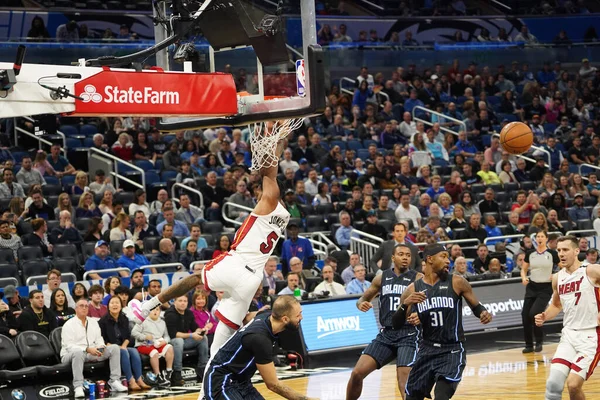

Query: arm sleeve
[[242, 333, 273, 365]]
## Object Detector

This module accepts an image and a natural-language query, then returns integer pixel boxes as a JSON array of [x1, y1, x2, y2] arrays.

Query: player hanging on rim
[[393, 244, 492, 400], [346, 243, 423, 400], [132, 125, 290, 358], [535, 235, 600, 400]]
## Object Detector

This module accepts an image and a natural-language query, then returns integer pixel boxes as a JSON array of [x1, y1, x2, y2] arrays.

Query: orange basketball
[[499, 121, 534, 155]]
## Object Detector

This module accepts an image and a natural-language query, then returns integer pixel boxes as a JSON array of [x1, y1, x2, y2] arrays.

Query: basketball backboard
[[155, 0, 325, 130]]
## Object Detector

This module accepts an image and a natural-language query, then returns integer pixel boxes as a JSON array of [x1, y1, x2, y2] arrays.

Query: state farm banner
[[73, 70, 238, 117]]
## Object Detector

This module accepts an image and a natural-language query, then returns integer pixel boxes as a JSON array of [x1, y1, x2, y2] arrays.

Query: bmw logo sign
[[11, 389, 26, 400]]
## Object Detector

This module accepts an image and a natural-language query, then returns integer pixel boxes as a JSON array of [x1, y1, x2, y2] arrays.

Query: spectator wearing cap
[[529, 156, 550, 182], [294, 158, 310, 182], [49, 210, 83, 245], [569, 193, 591, 222], [362, 210, 387, 240], [85, 240, 124, 279], [18, 289, 57, 337], [3, 284, 28, 317], [281, 223, 315, 274], [117, 240, 150, 273]]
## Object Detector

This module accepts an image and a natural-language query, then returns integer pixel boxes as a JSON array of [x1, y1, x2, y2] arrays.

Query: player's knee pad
[[545, 364, 569, 400]]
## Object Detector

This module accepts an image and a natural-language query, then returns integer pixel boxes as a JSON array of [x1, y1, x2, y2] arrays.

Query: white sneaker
[[74, 387, 85, 398], [128, 299, 147, 324], [108, 380, 128, 392]]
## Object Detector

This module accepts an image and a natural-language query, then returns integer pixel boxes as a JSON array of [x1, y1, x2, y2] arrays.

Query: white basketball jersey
[[230, 201, 290, 270], [557, 266, 600, 330]]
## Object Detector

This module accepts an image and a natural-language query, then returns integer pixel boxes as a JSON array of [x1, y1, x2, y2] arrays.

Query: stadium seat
[[316, 203, 334, 215], [357, 149, 370, 160], [503, 182, 519, 192], [0, 334, 38, 382], [75, 218, 92, 233], [66, 137, 82, 149], [306, 215, 326, 232], [17, 246, 43, 267], [0, 264, 19, 285], [520, 181, 536, 191], [0, 248, 15, 265], [110, 240, 125, 259], [83, 137, 94, 148], [134, 160, 155, 171], [22, 260, 51, 284], [61, 175, 75, 188], [44, 176, 60, 186], [143, 237, 160, 254], [81, 241, 96, 261], [52, 259, 80, 278], [16, 331, 71, 377], [347, 140, 363, 151], [50, 328, 107, 373], [331, 140, 347, 150], [80, 124, 98, 136], [161, 170, 178, 182], [52, 243, 78, 261], [116, 191, 135, 204], [46, 220, 60, 232], [58, 125, 79, 136]]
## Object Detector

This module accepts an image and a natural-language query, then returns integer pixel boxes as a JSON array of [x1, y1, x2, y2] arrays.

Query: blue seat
[[543, 123, 556, 133], [134, 160, 154, 171], [161, 170, 177, 181], [58, 125, 79, 136], [363, 139, 377, 149], [61, 175, 75, 187], [487, 96, 501, 106], [163, 135, 175, 144], [499, 113, 518, 122], [12, 151, 29, 163], [80, 124, 98, 136], [392, 104, 404, 121], [145, 171, 160, 186], [569, 164, 580, 174], [482, 135, 492, 148], [356, 149, 369, 160], [456, 96, 468, 105], [117, 163, 136, 173], [155, 159, 164, 171], [66, 138, 82, 149], [347, 140, 363, 151], [44, 176, 60, 185], [83, 137, 94, 148], [331, 140, 347, 150]]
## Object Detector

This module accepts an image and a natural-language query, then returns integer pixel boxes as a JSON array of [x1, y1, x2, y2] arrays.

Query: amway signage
[[73, 70, 238, 117]]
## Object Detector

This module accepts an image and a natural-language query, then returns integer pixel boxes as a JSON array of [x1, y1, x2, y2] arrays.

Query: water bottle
[[293, 287, 301, 300]]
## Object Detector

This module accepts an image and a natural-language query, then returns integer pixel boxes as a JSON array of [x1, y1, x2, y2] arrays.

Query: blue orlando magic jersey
[[414, 276, 464, 344], [379, 268, 419, 327]]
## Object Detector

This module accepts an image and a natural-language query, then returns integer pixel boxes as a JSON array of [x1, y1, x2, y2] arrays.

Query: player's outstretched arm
[[356, 274, 382, 312], [257, 362, 319, 400], [453, 275, 492, 325], [535, 273, 561, 327]]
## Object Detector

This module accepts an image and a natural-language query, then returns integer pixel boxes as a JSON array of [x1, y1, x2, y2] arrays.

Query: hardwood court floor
[[163, 343, 600, 399]]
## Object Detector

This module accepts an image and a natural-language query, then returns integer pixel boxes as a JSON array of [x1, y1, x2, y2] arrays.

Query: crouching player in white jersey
[[535, 235, 600, 400], [133, 137, 290, 358]]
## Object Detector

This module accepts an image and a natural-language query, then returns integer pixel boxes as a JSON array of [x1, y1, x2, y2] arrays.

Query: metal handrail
[[483, 234, 525, 245], [16, 116, 67, 153], [340, 77, 356, 93], [88, 147, 145, 190], [579, 163, 600, 176], [352, 229, 385, 244], [171, 182, 204, 210], [26, 272, 77, 286], [15, 127, 67, 155], [305, 237, 328, 259], [413, 238, 480, 247], [356, 0, 384, 10], [566, 229, 598, 236], [303, 231, 341, 252], [141, 263, 185, 272], [83, 267, 131, 280], [222, 201, 254, 227], [413, 105, 467, 134], [0, 277, 18, 287]]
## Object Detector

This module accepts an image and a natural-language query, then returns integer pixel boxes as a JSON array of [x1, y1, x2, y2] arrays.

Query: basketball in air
[[499, 121, 534, 155]]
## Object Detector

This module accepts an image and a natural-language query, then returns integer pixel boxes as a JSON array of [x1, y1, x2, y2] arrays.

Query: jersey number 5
[[260, 231, 279, 254]]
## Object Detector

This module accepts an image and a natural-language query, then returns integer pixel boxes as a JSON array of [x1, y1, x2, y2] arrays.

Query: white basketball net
[[248, 118, 304, 171]]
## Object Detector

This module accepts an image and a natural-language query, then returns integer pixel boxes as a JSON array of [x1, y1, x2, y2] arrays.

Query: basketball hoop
[[248, 118, 304, 171]]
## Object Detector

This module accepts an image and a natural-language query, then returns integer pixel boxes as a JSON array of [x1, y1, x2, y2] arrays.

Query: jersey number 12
[[260, 231, 279, 254]]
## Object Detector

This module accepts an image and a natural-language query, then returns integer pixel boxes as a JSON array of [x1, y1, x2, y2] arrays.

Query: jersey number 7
[[260, 231, 279, 254]]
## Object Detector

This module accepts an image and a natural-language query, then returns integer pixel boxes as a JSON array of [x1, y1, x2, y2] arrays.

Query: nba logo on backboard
[[296, 59, 306, 97]]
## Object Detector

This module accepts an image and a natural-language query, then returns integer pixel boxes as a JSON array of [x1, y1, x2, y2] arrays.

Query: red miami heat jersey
[[229, 201, 290, 271], [557, 266, 600, 330]]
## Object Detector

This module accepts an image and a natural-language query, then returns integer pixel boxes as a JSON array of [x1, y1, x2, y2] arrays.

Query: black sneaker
[[522, 346, 534, 354], [171, 370, 184, 386], [535, 344, 543, 352], [157, 372, 170, 387], [164, 370, 173, 382]]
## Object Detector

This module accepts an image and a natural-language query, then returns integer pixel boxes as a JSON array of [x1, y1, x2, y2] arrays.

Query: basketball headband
[[423, 244, 447, 259]]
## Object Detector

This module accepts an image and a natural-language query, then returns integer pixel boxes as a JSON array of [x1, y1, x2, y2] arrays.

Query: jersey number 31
[[260, 231, 279, 254]]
